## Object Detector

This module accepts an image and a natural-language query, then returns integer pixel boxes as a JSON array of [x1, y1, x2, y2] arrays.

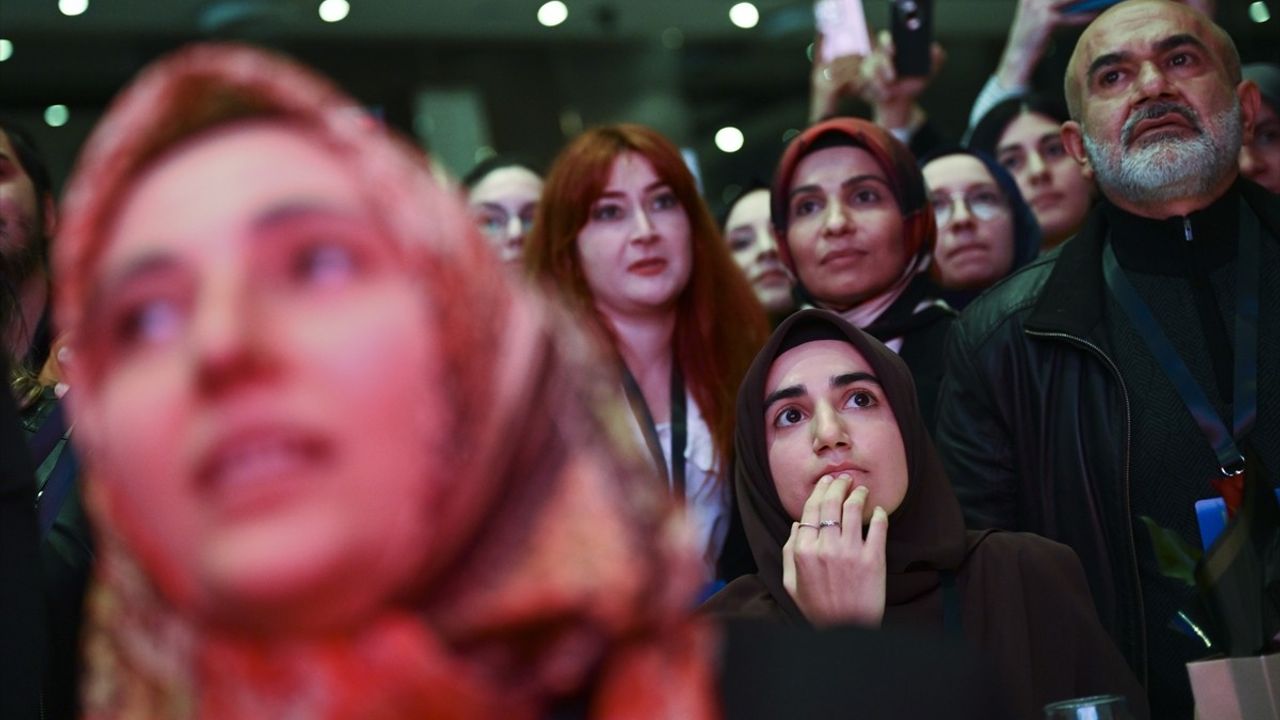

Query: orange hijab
[[55, 43, 715, 720]]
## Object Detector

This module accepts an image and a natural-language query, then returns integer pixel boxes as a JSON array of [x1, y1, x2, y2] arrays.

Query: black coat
[[934, 180, 1280, 689]]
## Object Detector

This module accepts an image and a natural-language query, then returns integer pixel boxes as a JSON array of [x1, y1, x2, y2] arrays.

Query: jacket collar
[[1025, 178, 1280, 339]]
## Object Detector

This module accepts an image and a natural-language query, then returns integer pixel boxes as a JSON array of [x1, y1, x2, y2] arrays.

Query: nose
[[1239, 143, 1266, 180], [192, 277, 274, 396], [1135, 60, 1173, 102], [505, 215, 525, 249], [820, 198, 851, 236], [630, 207, 659, 245], [810, 401, 851, 454], [756, 226, 781, 262], [1025, 150, 1051, 186]]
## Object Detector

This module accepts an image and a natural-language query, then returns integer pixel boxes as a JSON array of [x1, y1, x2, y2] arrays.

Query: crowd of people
[[2, 0, 1278, 717]]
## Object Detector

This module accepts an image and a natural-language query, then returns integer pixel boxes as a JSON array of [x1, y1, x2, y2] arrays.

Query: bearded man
[[933, 1, 1277, 716]]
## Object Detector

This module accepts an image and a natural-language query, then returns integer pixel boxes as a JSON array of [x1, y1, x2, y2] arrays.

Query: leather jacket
[[934, 180, 1280, 686]]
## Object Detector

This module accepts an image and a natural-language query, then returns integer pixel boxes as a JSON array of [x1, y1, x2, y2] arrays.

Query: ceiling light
[[44, 105, 70, 128], [729, 2, 759, 29], [0, 40, 12, 62], [318, 0, 350, 23], [715, 126, 745, 153], [1249, 1, 1271, 22], [538, 1, 569, 27], [59, 0, 88, 16]]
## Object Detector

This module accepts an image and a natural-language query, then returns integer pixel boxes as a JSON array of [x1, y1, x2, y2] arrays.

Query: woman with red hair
[[526, 125, 769, 583], [771, 117, 954, 429]]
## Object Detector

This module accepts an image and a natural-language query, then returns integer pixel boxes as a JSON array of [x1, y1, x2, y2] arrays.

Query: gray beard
[[1082, 100, 1242, 207]]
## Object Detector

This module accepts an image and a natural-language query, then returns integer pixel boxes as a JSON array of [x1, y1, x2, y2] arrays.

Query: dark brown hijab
[[726, 308, 971, 625], [706, 309, 1148, 719]]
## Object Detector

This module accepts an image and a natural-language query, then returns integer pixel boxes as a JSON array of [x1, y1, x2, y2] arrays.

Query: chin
[[196, 514, 399, 632]]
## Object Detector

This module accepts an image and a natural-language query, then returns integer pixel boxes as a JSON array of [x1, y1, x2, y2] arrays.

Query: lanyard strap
[[1101, 200, 1259, 476], [620, 361, 687, 499]]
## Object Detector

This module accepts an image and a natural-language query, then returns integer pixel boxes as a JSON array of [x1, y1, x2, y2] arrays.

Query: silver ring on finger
[[819, 520, 841, 529], [798, 522, 821, 530]]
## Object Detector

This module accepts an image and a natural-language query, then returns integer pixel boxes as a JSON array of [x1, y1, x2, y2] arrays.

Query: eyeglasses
[[930, 189, 1009, 226], [475, 209, 535, 239]]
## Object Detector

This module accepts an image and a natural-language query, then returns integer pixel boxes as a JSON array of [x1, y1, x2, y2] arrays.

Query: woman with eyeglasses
[[770, 117, 954, 431], [463, 157, 543, 266], [921, 148, 1041, 310]]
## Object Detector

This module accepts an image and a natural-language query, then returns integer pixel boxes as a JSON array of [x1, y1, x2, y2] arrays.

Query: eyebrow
[[763, 371, 881, 409], [595, 180, 670, 200], [1087, 33, 1208, 81], [788, 174, 891, 202], [94, 201, 363, 297]]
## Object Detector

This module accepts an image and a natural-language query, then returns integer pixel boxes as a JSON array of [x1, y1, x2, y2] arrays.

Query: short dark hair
[[461, 155, 540, 190], [967, 94, 1071, 157]]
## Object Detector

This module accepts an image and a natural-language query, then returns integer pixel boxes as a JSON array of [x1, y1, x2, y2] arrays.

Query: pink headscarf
[[55, 43, 715, 720]]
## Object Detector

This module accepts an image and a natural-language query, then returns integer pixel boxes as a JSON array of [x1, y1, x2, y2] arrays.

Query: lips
[[195, 426, 329, 516], [946, 243, 990, 263], [820, 248, 867, 267], [628, 257, 669, 276], [816, 464, 869, 483], [753, 267, 790, 288], [1028, 191, 1064, 212], [1126, 111, 1197, 146]]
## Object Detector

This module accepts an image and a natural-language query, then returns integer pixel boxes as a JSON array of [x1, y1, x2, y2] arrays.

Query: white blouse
[[628, 388, 730, 583]]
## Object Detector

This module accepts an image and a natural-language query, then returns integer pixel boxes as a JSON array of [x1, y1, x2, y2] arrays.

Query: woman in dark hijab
[[920, 147, 1041, 310], [771, 117, 953, 429], [703, 309, 1147, 720]]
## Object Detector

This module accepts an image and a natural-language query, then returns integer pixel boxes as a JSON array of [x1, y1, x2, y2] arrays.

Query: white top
[[628, 388, 730, 583]]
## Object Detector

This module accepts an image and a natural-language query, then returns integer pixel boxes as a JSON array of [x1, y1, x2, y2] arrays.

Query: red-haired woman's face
[[785, 146, 907, 310], [74, 122, 442, 631], [576, 152, 693, 320]]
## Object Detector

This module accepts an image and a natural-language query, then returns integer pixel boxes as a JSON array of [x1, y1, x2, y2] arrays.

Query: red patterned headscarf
[[55, 43, 715, 720]]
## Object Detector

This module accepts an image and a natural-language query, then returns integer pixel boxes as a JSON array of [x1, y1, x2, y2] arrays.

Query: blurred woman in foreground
[[54, 43, 714, 719]]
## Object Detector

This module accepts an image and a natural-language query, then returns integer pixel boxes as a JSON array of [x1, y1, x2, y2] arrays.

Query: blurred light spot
[[45, 104, 70, 128], [782, 128, 801, 143], [538, 1, 569, 27], [715, 126, 745, 153], [474, 146, 497, 164], [59, 0, 88, 16], [806, 42, 815, 62], [729, 2, 759, 29], [0, 39, 12, 62], [661, 27, 684, 50], [318, 0, 350, 22], [559, 109, 584, 137], [722, 184, 743, 205], [1249, 1, 1271, 22]]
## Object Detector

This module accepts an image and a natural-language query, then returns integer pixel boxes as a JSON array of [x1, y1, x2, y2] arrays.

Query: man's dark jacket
[[934, 180, 1280, 685]]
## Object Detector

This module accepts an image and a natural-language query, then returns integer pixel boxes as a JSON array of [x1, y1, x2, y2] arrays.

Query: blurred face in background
[[74, 122, 442, 633], [785, 146, 907, 311], [724, 188, 794, 314], [924, 154, 1016, 291], [996, 111, 1093, 248], [1239, 99, 1280, 193], [467, 165, 542, 265], [576, 152, 693, 320]]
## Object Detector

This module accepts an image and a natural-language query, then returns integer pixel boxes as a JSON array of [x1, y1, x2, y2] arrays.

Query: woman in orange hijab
[[54, 43, 715, 720]]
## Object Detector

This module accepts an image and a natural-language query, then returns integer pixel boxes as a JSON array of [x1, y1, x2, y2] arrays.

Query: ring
[[798, 522, 821, 530], [819, 520, 841, 528]]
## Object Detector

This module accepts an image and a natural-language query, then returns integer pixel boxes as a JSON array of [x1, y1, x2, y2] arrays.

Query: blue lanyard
[[1101, 200, 1259, 476]]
